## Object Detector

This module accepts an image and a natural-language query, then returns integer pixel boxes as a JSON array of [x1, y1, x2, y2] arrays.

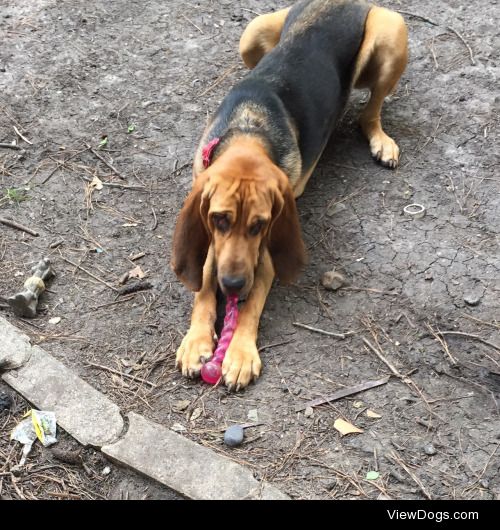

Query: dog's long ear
[[171, 177, 210, 291], [268, 182, 307, 284]]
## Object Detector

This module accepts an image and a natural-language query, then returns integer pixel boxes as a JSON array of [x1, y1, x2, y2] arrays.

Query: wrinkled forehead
[[207, 177, 274, 220]]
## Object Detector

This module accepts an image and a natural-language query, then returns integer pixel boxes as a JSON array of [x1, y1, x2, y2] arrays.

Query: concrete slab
[[0, 317, 33, 369], [3, 346, 124, 447], [103, 412, 289, 500]]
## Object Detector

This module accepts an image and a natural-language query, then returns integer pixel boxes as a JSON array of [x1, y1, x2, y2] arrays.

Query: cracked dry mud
[[0, 0, 498, 499]]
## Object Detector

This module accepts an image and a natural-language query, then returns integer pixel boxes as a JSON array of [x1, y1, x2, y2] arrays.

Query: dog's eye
[[249, 220, 264, 236], [212, 213, 230, 233]]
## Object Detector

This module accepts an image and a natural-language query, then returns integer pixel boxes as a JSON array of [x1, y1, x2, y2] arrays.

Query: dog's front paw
[[176, 326, 214, 378], [370, 132, 400, 169], [222, 337, 262, 391]]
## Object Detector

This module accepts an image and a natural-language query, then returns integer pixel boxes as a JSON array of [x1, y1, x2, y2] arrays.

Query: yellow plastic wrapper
[[11, 409, 57, 465]]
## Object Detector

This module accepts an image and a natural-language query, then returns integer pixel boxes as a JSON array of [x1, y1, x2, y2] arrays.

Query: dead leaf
[[333, 418, 363, 436], [173, 400, 190, 413], [353, 400, 364, 409], [366, 409, 382, 419], [190, 407, 202, 422], [90, 175, 103, 190], [48, 317, 61, 325], [128, 265, 146, 279]]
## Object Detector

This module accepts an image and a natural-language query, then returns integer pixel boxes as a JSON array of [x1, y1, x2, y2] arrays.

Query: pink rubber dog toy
[[201, 294, 239, 384]]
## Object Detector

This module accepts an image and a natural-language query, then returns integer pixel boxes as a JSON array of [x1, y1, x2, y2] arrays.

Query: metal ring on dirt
[[403, 203, 426, 219]]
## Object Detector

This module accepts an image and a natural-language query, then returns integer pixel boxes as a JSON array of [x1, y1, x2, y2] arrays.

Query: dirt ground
[[0, 0, 498, 500]]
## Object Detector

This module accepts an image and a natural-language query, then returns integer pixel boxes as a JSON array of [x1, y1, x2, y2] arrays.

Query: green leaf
[[127, 124, 135, 133], [98, 136, 108, 148], [366, 471, 380, 481]]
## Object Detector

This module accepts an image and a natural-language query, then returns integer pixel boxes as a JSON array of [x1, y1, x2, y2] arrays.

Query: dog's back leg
[[353, 7, 408, 169], [239, 7, 291, 69]]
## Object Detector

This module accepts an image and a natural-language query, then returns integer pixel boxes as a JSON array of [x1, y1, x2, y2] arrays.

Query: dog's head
[[171, 138, 306, 297]]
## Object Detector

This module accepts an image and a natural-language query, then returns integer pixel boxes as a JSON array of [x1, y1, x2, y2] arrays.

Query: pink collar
[[202, 138, 220, 169]]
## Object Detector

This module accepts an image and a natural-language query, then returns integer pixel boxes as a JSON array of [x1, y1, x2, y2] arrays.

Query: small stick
[[241, 7, 262, 16], [47, 492, 80, 499], [0, 142, 20, 150], [118, 271, 129, 285], [90, 294, 135, 310], [363, 337, 444, 422], [84, 143, 127, 180], [150, 206, 158, 231], [293, 321, 353, 339], [117, 280, 153, 296], [446, 26, 475, 66], [426, 324, 458, 365], [388, 450, 433, 500], [397, 10, 440, 26], [295, 375, 390, 412], [397, 10, 475, 65], [432, 331, 500, 353], [340, 286, 398, 295], [49, 238, 65, 249], [129, 252, 145, 261], [462, 313, 500, 330], [13, 126, 33, 145], [181, 14, 204, 34], [79, 175, 145, 191], [199, 64, 238, 97], [429, 38, 439, 69], [362, 338, 403, 378], [86, 361, 157, 388], [59, 255, 119, 292], [40, 147, 90, 185], [258, 338, 294, 352], [0, 217, 39, 236]]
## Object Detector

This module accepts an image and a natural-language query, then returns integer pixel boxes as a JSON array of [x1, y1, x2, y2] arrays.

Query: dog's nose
[[221, 275, 246, 292]]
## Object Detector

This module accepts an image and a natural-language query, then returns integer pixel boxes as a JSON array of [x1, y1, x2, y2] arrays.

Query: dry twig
[[0, 217, 39, 236], [293, 321, 354, 339]]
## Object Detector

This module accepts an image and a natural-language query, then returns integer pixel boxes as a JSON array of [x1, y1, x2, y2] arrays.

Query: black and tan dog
[[172, 0, 408, 390]]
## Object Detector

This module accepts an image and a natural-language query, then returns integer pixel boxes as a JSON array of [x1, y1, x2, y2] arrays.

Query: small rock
[[463, 292, 482, 306], [224, 425, 244, 447], [48, 317, 61, 325], [304, 406, 314, 418], [321, 270, 346, 291], [423, 443, 437, 456], [327, 202, 347, 216], [479, 478, 489, 489], [247, 409, 259, 422], [171, 422, 186, 432], [325, 480, 337, 491], [0, 391, 13, 412], [102, 466, 111, 476]]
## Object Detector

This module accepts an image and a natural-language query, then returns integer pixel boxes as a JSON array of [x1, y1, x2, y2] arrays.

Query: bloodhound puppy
[[172, 0, 408, 390]]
